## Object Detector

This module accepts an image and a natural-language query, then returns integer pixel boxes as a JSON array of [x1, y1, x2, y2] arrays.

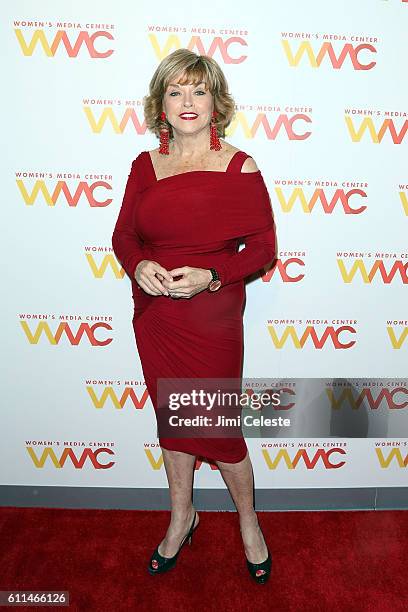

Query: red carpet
[[0, 507, 406, 611]]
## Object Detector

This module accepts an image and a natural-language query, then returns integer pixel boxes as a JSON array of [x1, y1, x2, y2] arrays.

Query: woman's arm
[[215, 221, 277, 287], [112, 159, 146, 280], [216, 157, 277, 287]]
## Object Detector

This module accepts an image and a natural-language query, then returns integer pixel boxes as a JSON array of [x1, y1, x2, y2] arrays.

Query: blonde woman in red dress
[[112, 49, 276, 584]]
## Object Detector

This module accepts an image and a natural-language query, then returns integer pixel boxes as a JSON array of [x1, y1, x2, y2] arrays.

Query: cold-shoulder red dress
[[112, 149, 276, 463]]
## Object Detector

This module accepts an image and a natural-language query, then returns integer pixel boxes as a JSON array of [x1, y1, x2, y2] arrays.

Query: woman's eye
[[168, 90, 206, 96]]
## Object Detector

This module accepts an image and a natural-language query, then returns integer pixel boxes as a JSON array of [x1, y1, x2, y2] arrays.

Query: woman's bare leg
[[156, 447, 199, 557], [215, 451, 268, 564]]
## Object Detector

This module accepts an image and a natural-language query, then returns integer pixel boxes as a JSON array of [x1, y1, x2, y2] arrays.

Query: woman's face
[[162, 73, 214, 137]]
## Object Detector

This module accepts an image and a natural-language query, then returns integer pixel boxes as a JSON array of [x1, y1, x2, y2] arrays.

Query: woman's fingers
[[149, 274, 170, 295], [154, 264, 174, 283], [168, 266, 189, 277], [137, 261, 171, 295], [148, 276, 169, 295], [149, 262, 172, 294], [141, 278, 162, 295], [168, 287, 195, 299]]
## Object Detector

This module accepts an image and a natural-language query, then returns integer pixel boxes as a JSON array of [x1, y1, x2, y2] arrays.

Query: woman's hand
[[135, 260, 174, 296], [159, 266, 213, 299]]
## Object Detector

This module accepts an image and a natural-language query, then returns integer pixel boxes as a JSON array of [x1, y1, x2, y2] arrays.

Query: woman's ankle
[[239, 510, 259, 529], [170, 505, 195, 526]]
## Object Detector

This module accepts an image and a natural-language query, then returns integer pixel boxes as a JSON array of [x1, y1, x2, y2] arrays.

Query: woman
[[112, 49, 276, 584]]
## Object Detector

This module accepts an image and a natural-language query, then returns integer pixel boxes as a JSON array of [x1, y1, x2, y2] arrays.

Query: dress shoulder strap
[[226, 151, 251, 174]]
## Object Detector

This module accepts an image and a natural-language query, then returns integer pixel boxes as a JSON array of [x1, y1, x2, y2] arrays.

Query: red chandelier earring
[[210, 110, 222, 151], [159, 111, 170, 155]]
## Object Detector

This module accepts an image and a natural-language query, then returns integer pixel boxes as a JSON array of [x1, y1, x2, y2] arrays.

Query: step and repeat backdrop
[[2, 0, 407, 492]]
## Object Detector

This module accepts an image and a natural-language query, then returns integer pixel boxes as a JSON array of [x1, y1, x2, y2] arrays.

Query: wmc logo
[[16, 177, 113, 207], [281, 38, 377, 70], [26, 446, 115, 469], [326, 387, 408, 410], [147, 33, 248, 63], [345, 116, 408, 144], [267, 324, 356, 349], [86, 385, 150, 410], [14, 26, 114, 58], [261, 447, 346, 469], [337, 259, 408, 284], [19, 319, 113, 346], [275, 187, 367, 214]]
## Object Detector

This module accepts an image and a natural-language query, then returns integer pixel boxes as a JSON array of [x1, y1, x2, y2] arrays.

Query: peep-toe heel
[[246, 549, 272, 584], [148, 511, 198, 575]]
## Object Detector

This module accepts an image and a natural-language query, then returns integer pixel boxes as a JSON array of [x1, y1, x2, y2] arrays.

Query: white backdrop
[[2, 0, 407, 491]]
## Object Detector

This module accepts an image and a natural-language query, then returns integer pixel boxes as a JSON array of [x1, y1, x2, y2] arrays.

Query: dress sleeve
[[112, 157, 146, 280], [216, 210, 276, 287]]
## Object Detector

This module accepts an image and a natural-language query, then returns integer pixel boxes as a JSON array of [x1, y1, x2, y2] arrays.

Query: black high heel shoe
[[148, 511, 198, 575], [243, 522, 272, 584], [246, 549, 272, 584]]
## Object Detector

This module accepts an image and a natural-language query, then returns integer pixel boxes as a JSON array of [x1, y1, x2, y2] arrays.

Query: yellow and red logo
[[14, 23, 114, 58], [20, 315, 113, 346]]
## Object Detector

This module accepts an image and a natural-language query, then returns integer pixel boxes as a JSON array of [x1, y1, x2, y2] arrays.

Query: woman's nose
[[183, 94, 193, 106]]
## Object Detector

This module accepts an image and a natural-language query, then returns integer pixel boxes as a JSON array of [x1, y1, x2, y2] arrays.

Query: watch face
[[209, 279, 221, 291]]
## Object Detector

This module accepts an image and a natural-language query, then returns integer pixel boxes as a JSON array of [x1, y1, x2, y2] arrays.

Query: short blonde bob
[[143, 48, 236, 140]]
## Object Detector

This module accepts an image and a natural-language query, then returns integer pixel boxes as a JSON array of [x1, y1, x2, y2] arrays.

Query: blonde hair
[[143, 49, 236, 140]]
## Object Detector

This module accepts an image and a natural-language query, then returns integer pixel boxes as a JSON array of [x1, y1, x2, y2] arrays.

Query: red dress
[[112, 150, 276, 463]]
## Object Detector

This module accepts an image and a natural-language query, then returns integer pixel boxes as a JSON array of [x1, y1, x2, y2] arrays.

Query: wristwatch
[[207, 268, 222, 292]]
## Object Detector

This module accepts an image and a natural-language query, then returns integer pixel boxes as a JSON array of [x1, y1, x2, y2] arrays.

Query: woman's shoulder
[[222, 144, 259, 173], [236, 150, 260, 173], [134, 149, 151, 162], [129, 150, 153, 175], [226, 146, 260, 174]]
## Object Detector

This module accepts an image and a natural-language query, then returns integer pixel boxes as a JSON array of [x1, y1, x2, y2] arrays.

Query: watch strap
[[209, 268, 219, 282]]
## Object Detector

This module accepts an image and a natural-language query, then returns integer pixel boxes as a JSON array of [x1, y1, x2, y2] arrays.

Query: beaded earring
[[210, 110, 222, 151], [159, 111, 170, 155]]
